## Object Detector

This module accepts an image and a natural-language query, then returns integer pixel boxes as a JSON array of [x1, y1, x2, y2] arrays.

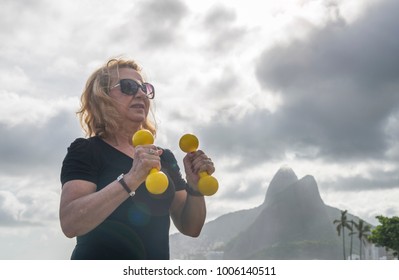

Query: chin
[[129, 116, 146, 123]]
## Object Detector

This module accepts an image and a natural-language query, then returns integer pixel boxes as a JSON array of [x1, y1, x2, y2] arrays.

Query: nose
[[134, 87, 147, 99]]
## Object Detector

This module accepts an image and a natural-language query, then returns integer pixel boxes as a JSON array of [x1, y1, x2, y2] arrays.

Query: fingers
[[134, 145, 162, 170], [186, 150, 215, 175], [136, 145, 162, 157], [146, 146, 162, 156]]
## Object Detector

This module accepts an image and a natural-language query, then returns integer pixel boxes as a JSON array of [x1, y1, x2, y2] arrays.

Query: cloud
[[0, 191, 27, 226], [18, 189, 60, 223], [0, 225, 74, 259], [201, 5, 248, 53], [324, 167, 399, 192], [0, 189, 59, 227], [0, 170, 63, 227], [111, 0, 189, 50], [0, 109, 82, 177], [178, 0, 399, 205], [253, 0, 399, 161], [384, 109, 399, 160], [0, 0, 47, 40]]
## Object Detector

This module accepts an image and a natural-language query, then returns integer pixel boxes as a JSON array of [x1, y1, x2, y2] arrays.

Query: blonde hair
[[77, 58, 156, 138]]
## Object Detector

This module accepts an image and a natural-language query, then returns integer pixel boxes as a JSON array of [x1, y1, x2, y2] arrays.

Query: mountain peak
[[272, 165, 298, 182], [264, 166, 298, 204]]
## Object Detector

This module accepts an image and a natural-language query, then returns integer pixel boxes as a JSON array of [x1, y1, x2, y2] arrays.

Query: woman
[[59, 58, 214, 259]]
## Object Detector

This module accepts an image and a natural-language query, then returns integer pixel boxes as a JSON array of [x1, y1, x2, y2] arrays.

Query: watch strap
[[117, 174, 135, 197], [185, 185, 204, 197]]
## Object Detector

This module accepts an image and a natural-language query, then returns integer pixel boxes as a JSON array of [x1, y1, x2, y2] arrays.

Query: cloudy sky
[[0, 0, 398, 259]]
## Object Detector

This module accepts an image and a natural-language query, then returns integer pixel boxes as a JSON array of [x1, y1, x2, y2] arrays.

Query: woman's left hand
[[183, 150, 215, 189]]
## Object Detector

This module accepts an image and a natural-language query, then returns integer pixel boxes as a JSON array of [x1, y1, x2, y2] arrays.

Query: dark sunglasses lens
[[120, 80, 139, 95]]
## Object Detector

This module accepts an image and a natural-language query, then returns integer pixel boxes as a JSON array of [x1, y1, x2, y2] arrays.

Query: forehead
[[114, 67, 143, 82]]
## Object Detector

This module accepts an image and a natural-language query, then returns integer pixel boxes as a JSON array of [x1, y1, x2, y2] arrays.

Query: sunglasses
[[110, 79, 155, 99]]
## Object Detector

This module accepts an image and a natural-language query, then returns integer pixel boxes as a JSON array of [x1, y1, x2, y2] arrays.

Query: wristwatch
[[117, 174, 135, 197]]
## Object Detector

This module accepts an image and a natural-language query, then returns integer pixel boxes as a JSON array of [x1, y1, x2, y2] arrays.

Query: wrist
[[117, 174, 135, 197], [185, 185, 204, 197], [123, 172, 141, 189]]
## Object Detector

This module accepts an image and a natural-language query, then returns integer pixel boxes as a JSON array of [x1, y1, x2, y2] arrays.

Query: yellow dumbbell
[[132, 129, 168, 195], [179, 133, 218, 196]]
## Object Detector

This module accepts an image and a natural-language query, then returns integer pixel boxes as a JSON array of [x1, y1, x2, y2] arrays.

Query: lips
[[130, 103, 145, 109]]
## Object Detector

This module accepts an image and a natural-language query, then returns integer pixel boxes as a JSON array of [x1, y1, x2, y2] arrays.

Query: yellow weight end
[[179, 134, 199, 153], [146, 170, 169, 194], [132, 129, 154, 147], [198, 175, 218, 196]]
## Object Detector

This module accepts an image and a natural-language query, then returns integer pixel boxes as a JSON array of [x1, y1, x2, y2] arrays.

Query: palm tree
[[334, 210, 352, 260], [349, 220, 356, 259], [353, 219, 371, 259]]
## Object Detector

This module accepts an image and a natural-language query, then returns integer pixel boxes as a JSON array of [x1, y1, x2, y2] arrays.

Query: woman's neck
[[103, 124, 140, 147]]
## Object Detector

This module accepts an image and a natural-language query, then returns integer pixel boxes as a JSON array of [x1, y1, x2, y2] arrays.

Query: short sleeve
[[60, 138, 100, 186], [160, 149, 188, 192]]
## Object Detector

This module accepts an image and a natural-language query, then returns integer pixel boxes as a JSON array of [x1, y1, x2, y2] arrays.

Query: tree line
[[333, 210, 399, 260]]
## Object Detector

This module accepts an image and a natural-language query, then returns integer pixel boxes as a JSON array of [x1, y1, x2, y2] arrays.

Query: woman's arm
[[60, 179, 131, 238], [170, 149, 215, 237], [170, 190, 206, 237], [59, 145, 161, 238]]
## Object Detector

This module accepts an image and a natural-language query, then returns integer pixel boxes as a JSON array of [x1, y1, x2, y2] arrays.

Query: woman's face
[[109, 67, 151, 125]]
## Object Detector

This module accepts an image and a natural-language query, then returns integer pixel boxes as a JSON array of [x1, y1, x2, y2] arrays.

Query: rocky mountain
[[170, 166, 369, 259]]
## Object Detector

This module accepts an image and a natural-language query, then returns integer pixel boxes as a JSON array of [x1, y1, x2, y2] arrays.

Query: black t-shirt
[[60, 136, 187, 260]]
